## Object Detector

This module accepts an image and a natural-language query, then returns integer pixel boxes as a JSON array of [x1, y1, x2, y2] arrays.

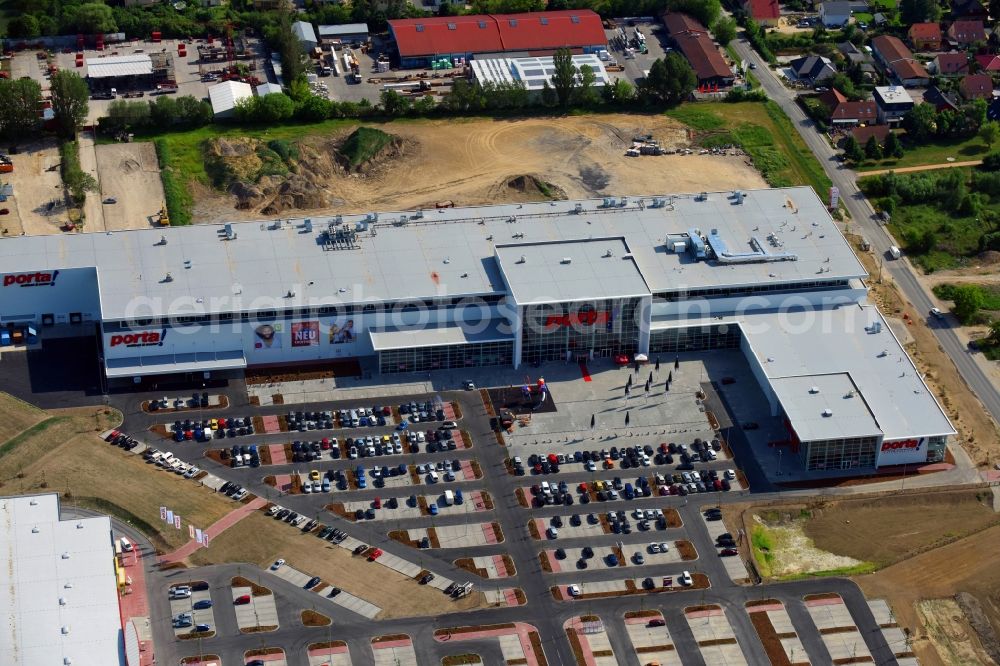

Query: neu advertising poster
[[291, 321, 320, 347]]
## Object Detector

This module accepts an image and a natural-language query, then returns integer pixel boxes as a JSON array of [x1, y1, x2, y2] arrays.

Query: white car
[[659, 542, 670, 552], [303, 482, 312, 494], [724, 469, 736, 480], [547, 527, 559, 539], [349, 447, 358, 459], [169, 586, 191, 599], [929, 307, 944, 319], [567, 584, 581, 597], [270, 559, 285, 570], [648, 543, 660, 553], [679, 571, 693, 586]]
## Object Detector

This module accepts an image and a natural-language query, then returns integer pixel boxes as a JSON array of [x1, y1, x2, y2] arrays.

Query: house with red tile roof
[[662, 13, 735, 86], [934, 52, 970, 76], [829, 100, 879, 125], [908, 23, 942, 50], [976, 54, 1000, 71], [742, 0, 780, 26], [871, 35, 930, 86], [959, 73, 993, 100], [947, 19, 987, 46], [851, 125, 892, 146]]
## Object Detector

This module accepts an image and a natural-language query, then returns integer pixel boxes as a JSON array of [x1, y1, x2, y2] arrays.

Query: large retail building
[[0, 187, 953, 470]]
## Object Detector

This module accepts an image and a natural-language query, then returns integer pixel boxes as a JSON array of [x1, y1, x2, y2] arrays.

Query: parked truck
[[443, 489, 454, 506], [888, 246, 901, 259]]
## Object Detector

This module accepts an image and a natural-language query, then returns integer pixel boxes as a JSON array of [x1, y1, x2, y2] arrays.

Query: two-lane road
[[730, 36, 1000, 425]]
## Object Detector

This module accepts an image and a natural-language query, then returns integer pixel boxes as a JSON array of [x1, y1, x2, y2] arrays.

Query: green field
[[855, 134, 990, 172], [667, 102, 832, 196]]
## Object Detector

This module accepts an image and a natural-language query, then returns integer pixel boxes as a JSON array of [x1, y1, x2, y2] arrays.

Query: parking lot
[[121, 355, 903, 666]]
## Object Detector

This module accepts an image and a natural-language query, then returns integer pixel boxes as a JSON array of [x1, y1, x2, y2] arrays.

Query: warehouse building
[[85, 53, 175, 92], [318, 23, 370, 46], [292, 20, 319, 51], [208, 80, 253, 118], [1, 493, 124, 666], [0, 187, 954, 471], [389, 10, 607, 68], [470, 54, 611, 93]]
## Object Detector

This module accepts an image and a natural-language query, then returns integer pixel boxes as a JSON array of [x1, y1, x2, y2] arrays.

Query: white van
[[443, 489, 454, 506], [428, 470, 440, 483], [119, 537, 133, 552]]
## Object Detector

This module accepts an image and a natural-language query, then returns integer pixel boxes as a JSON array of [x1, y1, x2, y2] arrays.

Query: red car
[[234, 594, 251, 605], [614, 354, 630, 366], [104, 430, 120, 442], [373, 497, 381, 509], [720, 548, 739, 557], [368, 548, 383, 561], [577, 482, 588, 492]]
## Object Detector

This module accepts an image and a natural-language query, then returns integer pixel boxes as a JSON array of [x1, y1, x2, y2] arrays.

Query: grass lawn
[[856, 134, 991, 171], [667, 101, 832, 196], [934, 282, 1000, 311], [886, 203, 987, 272], [0, 403, 233, 552], [189, 512, 486, 618], [0, 393, 46, 444]]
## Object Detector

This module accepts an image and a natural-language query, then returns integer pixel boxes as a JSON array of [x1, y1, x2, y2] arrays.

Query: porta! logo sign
[[109, 329, 167, 348], [3, 271, 59, 288], [880, 438, 923, 453]]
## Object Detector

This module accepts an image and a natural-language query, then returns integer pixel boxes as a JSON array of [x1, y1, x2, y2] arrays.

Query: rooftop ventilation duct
[[809, 386, 819, 394], [560, 257, 573, 264], [822, 409, 833, 417]]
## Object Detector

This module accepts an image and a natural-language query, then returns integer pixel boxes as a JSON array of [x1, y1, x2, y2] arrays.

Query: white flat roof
[[104, 349, 246, 378], [744, 304, 955, 441], [0, 494, 123, 666], [0, 188, 866, 321], [496, 238, 650, 304], [875, 85, 913, 104], [318, 23, 370, 37], [86, 54, 153, 78]]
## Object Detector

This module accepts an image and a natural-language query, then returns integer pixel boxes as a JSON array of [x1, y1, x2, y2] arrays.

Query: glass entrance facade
[[379, 340, 513, 374], [649, 323, 742, 353], [520, 298, 642, 364]]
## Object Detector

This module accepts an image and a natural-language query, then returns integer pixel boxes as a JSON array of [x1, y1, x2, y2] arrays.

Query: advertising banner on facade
[[160, 506, 167, 521], [291, 321, 320, 347], [253, 323, 283, 350], [327, 319, 356, 344]]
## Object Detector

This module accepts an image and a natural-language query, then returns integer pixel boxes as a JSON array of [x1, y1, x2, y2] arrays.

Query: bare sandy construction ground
[[93, 141, 166, 231], [5, 138, 65, 236], [192, 114, 765, 223]]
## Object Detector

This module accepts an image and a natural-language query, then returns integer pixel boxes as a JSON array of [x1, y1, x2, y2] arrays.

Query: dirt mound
[[119, 158, 140, 173], [977, 250, 1000, 265], [334, 127, 408, 174], [505, 174, 565, 200]]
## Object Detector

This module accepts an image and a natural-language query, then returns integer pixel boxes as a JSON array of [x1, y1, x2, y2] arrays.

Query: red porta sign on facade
[[291, 321, 320, 347], [880, 438, 924, 453], [3, 270, 59, 287], [544, 311, 610, 328], [109, 329, 167, 348]]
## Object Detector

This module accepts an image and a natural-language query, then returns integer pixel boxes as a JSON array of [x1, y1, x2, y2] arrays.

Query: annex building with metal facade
[[0, 187, 953, 470]]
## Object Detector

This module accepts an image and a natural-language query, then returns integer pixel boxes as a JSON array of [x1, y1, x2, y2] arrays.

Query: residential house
[[977, 54, 1000, 72], [871, 35, 930, 86], [292, 21, 318, 51], [947, 20, 986, 46], [743, 0, 780, 27], [818, 88, 879, 125], [951, 0, 988, 19], [923, 86, 961, 112], [934, 52, 970, 76], [790, 55, 837, 84], [838, 41, 877, 78], [819, 1, 853, 27], [661, 13, 735, 87], [851, 124, 892, 146], [908, 23, 942, 50], [873, 85, 915, 123], [959, 73, 993, 100]]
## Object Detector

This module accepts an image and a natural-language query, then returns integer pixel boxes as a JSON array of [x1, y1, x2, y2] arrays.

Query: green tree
[[980, 121, 1000, 150], [900, 0, 941, 23], [829, 72, 859, 100], [379, 89, 411, 116], [574, 64, 599, 107], [149, 95, 179, 127], [952, 284, 985, 323], [864, 135, 883, 160], [884, 130, 904, 159], [103, 99, 150, 133], [49, 71, 90, 138], [711, 17, 737, 46], [0, 78, 42, 139], [843, 135, 864, 162], [602, 78, 635, 105], [7, 14, 41, 38], [550, 47, 578, 108], [175, 95, 213, 127], [257, 93, 295, 122], [668, 0, 722, 28], [540, 80, 557, 107], [69, 3, 118, 34], [643, 53, 697, 106], [902, 103, 937, 143], [296, 94, 333, 121]]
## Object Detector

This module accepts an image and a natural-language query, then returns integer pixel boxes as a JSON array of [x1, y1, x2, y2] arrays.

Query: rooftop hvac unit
[[809, 386, 819, 394], [560, 257, 572, 264], [650, 197, 666, 208], [366, 212, 379, 223], [697, 192, 709, 201], [304, 219, 313, 233], [274, 219, 283, 230], [619, 196, 628, 207], [866, 321, 883, 334], [517, 255, 527, 264], [822, 409, 833, 417], [601, 197, 615, 208], [413, 210, 424, 219], [603, 249, 614, 257], [574, 203, 584, 214]]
